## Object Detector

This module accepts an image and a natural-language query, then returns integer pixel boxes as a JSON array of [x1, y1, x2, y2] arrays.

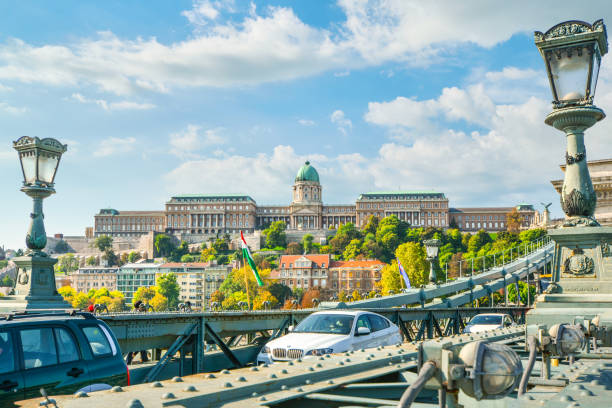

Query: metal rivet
[[327, 380, 334, 384], [172, 376, 183, 382], [296, 359, 302, 363], [250, 367, 259, 371], [74, 391, 88, 398], [259, 396, 267, 401], [308, 367, 314, 371], [151, 381, 163, 388], [111, 386, 123, 392], [345, 358, 351, 362], [361, 348, 366, 352], [305, 380, 312, 385], [591, 379, 601, 386], [162, 392, 176, 399], [288, 361, 294, 365], [224, 382, 233, 388], [366, 357, 371, 360], [281, 385, 288, 390], [387, 352, 392, 356], [580, 390, 594, 397], [252, 392, 259, 397], [222, 369, 230, 374], [296, 387, 303, 392], [126, 399, 144, 408], [269, 374, 277, 379], [319, 357, 325, 360], [560, 395, 573, 402], [281, 369, 288, 374], [206, 374, 216, 379], [184, 385, 197, 392], [337, 361, 344, 365], [262, 363, 269, 367], [236, 376, 247, 382], [315, 363, 322, 368]]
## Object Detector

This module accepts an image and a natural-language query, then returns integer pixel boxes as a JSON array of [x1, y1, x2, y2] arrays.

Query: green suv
[[0, 310, 128, 406]]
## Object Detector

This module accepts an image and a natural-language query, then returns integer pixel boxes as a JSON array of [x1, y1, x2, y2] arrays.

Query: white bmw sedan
[[256, 310, 402, 364]]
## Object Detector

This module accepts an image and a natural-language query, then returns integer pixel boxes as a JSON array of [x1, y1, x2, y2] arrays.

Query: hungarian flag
[[241, 231, 263, 286]]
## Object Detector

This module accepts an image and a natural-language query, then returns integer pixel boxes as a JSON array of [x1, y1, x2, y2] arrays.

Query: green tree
[[268, 283, 292, 305], [467, 230, 493, 254], [395, 242, 429, 287], [376, 215, 408, 262], [93, 287, 111, 300], [155, 234, 176, 258], [302, 234, 314, 254], [86, 256, 97, 266], [94, 235, 113, 252], [292, 287, 305, 302], [181, 254, 195, 262], [343, 239, 363, 260], [263, 221, 287, 249], [156, 273, 180, 308], [133, 286, 156, 303], [329, 223, 360, 255], [506, 208, 523, 233], [363, 215, 380, 235], [170, 241, 190, 262], [286, 242, 303, 255], [55, 253, 79, 274], [0, 275, 14, 287], [109, 290, 124, 299], [108, 297, 126, 312], [507, 281, 537, 306], [222, 291, 249, 310], [102, 249, 118, 266], [127, 251, 141, 263]]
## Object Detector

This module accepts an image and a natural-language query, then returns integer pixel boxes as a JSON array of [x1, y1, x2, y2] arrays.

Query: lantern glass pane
[[426, 246, 436, 258], [481, 344, 521, 396], [549, 46, 591, 101], [21, 152, 37, 184], [38, 152, 59, 184], [591, 51, 600, 98]]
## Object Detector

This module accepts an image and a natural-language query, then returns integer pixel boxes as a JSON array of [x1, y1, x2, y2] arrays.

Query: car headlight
[[305, 348, 333, 356], [262, 346, 270, 354]]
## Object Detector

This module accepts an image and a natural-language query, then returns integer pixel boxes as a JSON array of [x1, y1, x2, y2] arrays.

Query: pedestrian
[[87, 304, 94, 313]]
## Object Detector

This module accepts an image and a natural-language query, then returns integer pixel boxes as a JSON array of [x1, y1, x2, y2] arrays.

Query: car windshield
[[469, 315, 502, 325], [293, 314, 354, 335]]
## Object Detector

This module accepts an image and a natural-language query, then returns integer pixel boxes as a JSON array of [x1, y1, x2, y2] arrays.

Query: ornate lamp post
[[0, 137, 70, 311], [526, 20, 612, 350], [424, 239, 441, 285], [535, 19, 607, 227]]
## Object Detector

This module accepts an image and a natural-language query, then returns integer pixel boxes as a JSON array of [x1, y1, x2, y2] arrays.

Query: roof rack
[[1, 309, 96, 321]]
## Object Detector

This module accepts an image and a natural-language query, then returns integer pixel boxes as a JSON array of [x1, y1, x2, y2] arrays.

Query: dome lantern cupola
[[295, 161, 320, 183]]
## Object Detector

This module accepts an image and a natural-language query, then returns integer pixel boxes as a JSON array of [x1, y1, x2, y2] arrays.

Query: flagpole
[[241, 232, 251, 310]]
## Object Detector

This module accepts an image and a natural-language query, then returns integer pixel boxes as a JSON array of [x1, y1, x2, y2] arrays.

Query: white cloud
[[182, 0, 235, 27], [70, 93, 155, 111], [170, 124, 226, 158], [298, 119, 315, 126], [0, 101, 26, 114], [94, 137, 137, 157], [331, 110, 352, 135], [0, 83, 13, 92], [1, 2, 608, 94]]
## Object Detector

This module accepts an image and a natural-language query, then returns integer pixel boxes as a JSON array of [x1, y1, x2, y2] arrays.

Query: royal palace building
[[93, 161, 538, 239]]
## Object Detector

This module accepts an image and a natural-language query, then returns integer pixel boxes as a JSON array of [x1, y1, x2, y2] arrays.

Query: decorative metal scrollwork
[[566, 151, 585, 165], [563, 247, 595, 276], [602, 241, 611, 257]]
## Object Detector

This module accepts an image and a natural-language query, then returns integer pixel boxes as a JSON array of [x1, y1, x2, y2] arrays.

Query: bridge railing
[[440, 235, 551, 281]]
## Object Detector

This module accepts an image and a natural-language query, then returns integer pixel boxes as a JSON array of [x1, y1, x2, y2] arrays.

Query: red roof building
[[272, 254, 331, 291]]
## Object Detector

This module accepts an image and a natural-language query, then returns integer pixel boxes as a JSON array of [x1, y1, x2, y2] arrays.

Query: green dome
[[295, 161, 319, 183]]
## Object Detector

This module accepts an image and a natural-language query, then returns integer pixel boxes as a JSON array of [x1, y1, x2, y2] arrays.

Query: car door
[[0, 329, 25, 406], [78, 322, 127, 388], [366, 314, 390, 347], [351, 314, 374, 350], [19, 325, 92, 401]]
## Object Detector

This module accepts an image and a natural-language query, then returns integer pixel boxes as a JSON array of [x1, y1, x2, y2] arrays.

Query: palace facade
[[94, 161, 538, 239]]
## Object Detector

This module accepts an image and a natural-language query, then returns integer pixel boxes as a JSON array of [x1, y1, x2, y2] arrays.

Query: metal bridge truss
[[40, 326, 528, 408]]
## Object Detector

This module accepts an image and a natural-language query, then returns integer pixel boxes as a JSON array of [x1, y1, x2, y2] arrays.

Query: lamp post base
[[0, 254, 71, 312]]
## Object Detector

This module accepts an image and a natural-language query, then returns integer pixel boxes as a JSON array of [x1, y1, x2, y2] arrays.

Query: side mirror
[[288, 325, 294, 332], [356, 327, 371, 336], [505, 321, 512, 327]]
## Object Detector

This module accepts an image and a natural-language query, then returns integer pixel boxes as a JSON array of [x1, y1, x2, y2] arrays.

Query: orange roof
[[330, 260, 385, 268], [159, 262, 210, 268], [279, 254, 331, 267]]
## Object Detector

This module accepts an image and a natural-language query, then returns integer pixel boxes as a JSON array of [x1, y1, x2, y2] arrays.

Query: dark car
[[0, 310, 128, 406]]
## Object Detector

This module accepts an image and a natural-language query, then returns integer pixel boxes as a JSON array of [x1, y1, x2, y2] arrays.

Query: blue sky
[[1, 1, 612, 250]]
